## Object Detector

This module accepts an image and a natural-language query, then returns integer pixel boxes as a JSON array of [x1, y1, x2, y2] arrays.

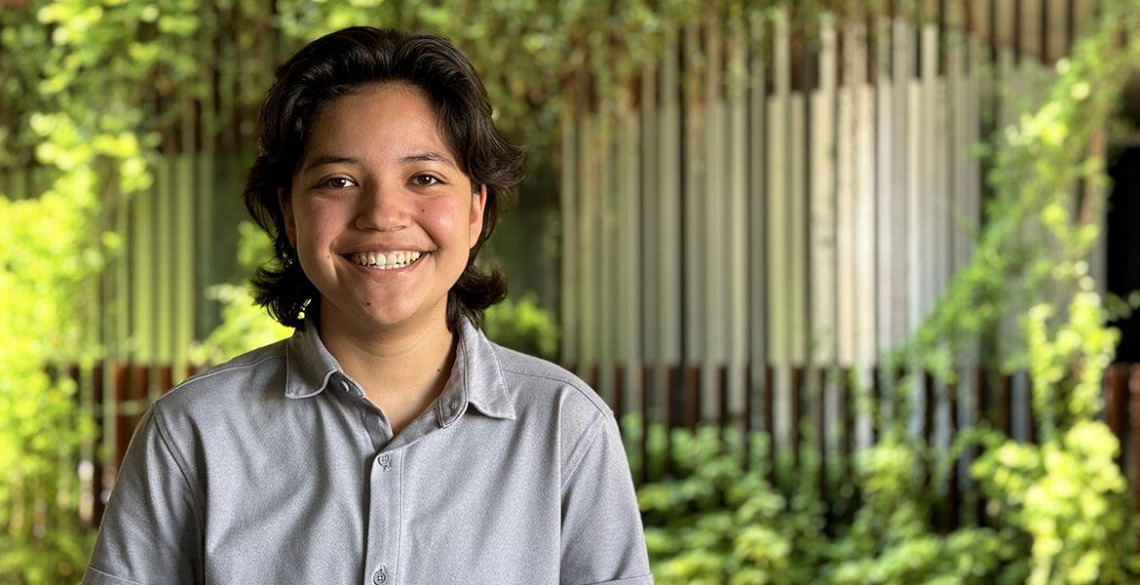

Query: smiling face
[[279, 83, 486, 339]]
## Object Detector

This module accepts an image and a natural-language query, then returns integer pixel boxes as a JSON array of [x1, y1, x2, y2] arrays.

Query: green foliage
[[190, 282, 295, 365], [482, 294, 560, 361], [630, 421, 822, 585], [973, 420, 1137, 585], [628, 418, 1023, 584], [0, 167, 102, 581], [1, 2, 180, 577], [191, 222, 293, 365]]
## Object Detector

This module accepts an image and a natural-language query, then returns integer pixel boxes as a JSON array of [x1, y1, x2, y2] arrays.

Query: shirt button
[[377, 453, 391, 470], [371, 565, 388, 584]]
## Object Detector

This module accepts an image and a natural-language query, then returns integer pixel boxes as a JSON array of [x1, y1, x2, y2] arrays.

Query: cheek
[[419, 200, 461, 237], [294, 203, 345, 240]]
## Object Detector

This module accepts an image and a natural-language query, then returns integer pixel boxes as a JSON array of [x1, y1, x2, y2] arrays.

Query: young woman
[[84, 28, 652, 585]]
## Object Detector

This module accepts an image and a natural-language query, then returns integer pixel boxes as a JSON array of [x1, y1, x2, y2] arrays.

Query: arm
[[560, 413, 654, 585], [83, 406, 202, 585]]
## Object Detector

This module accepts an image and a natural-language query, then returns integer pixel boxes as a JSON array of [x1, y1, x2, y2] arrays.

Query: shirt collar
[[283, 318, 343, 399], [435, 316, 516, 426], [283, 316, 516, 425]]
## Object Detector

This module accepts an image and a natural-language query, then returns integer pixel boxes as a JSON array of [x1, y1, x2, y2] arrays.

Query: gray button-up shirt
[[83, 318, 653, 585]]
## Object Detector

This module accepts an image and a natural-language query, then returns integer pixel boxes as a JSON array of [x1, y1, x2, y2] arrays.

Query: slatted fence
[[53, 360, 1140, 531], [559, 0, 1116, 505]]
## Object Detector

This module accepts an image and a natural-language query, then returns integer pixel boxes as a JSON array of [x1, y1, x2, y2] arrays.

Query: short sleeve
[[560, 413, 654, 585], [83, 405, 202, 585]]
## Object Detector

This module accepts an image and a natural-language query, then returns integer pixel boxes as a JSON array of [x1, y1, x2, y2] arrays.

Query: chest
[[196, 414, 563, 584]]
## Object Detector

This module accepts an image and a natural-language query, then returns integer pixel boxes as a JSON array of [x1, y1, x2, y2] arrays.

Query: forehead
[[303, 82, 449, 155]]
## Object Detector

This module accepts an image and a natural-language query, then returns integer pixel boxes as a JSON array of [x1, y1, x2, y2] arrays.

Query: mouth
[[346, 250, 425, 271]]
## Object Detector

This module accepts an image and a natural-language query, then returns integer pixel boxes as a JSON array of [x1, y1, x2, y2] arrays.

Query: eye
[[411, 174, 442, 187], [318, 177, 356, 189]]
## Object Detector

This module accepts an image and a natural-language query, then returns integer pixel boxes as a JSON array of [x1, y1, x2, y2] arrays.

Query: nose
[[354, 179, 409, 232]]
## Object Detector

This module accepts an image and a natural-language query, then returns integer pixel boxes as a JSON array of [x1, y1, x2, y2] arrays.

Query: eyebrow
[[401, 151, 457, 168], [301, 155, 359, 174], [300, 151, 458, 174]]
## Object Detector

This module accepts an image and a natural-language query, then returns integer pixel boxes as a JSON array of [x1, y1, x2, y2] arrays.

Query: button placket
[[364, 448, 401, 585]]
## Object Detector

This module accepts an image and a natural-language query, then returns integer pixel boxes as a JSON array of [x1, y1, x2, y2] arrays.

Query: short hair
[[243, 27, 524, 330]]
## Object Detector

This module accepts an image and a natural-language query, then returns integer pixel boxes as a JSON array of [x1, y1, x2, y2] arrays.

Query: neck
[[317, 302, 456, 406]]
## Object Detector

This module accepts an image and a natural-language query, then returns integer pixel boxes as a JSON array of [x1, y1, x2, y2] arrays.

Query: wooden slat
[[683, 363, 700, 430], [1045, 0, 1066, 61], [575, 112, 598, 373], [767, 7, 792, 454], [1021, 0, 1044, 61], [659, 29, 682, 367], [173, 151, 195, 391], [683, 23, 704, 372], [875, 15, 897, 355], [612, 365, 625, 433], [1106, 365, 1128, 470], [836, 19, 856, 367], [638, 63, 657, 431], [131, 189, 154, 366], [154, 157, 173, 375], [664, 365, 678, 477], [747, 14, 768, 435], [559, 98, 578, 365], [744, 363, 754, 465], [702, 12, 724, 422], [810, 12, 838, 365], [763, 364, 775, 483], [638, 364, 650, 484], [618, 105, 641, 416], [726, 20, 749, 424], [1130, 364, 1140, 517], [195, 158, 217, 341], [851, 20, 875, 372], [89, 362, 107, 524], [921, 23, 940, 323], [840, 368, 854, 491], [789, 91, 808, 366], [850, 15, 873, 454], [948, 29, 968, 275], [639, 63, 658, 369], [815, 366, 828, 502], [790, 366, 804, 466], [998, 373, 1014, 435], [598, 104, 616, 404], [995, 0, 1017, 52]]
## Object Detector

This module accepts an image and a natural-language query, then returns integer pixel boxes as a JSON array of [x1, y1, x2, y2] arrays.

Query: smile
[[348, 250, 424, 270]]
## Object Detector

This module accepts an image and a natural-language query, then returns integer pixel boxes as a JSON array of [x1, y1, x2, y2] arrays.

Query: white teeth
[[351, 251, 423, 270]]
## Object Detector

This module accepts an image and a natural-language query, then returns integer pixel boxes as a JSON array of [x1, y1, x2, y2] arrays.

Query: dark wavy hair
[[243, 27, 524, 331]]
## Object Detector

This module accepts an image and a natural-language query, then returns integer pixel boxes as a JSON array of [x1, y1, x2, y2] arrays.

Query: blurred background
[[2, 0, 1140, 583]]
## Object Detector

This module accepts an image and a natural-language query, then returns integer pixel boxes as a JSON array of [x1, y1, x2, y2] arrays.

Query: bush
[[627, 414, 1133, 584], [481, 294, 560, 361]]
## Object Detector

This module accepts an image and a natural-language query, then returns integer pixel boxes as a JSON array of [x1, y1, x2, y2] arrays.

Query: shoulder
[[149, 339, 290, 425], [491, 342, 613, 420], [485, 343, 619, 478]]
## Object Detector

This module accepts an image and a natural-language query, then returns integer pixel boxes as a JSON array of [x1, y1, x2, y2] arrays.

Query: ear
[[277, 187, 297, 248], [468, 184, 487, 249]]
